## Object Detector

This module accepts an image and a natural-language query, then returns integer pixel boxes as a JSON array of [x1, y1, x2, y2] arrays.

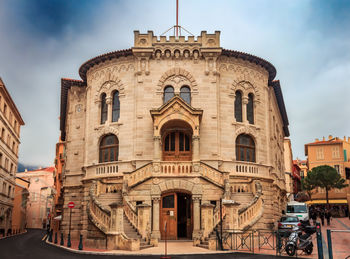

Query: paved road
[[0, 229, 292, 259]]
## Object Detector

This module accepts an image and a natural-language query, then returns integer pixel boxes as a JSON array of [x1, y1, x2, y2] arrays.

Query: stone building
[[16, 167, 55, 229], [11, 177, 30, 234], [59, 30, 289, 250], [0, 78, 24, 236]]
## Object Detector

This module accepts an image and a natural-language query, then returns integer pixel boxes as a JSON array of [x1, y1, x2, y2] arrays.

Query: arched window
[[234, 91, 243, 122], [236, 134, 255, 162], [163, 86, 174, 103], [100, 93, 107, 124], [112, 91, 120, 122], [247, 93, 254, 124], [99, 134, 119, 163], [180, 86, 191, 104]]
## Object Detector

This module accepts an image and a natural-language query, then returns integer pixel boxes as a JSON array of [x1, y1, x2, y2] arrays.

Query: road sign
[[68, 202, 75, 209]]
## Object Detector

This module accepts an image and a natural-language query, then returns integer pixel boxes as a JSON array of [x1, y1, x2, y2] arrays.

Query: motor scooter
[[285, 224, 316, 256]]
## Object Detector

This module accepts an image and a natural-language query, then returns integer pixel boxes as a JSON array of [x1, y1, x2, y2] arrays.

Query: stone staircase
[[98, 192, 122, 207], [231, 193, 254, 206], [123, 215, 152, 249]]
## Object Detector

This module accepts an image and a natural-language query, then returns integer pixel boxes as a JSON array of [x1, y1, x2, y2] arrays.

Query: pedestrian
[[319, 209, 325, 226], [311, 211, 317, 225], [326, 210, 331, 226]]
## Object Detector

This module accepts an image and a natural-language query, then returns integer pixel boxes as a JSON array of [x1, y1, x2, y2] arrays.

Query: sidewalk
[[320, 217, 350, 259]]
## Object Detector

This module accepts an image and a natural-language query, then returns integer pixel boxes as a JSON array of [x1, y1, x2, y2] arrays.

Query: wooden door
[[160, 193, 177, 240], [163, 131, 191, 161]]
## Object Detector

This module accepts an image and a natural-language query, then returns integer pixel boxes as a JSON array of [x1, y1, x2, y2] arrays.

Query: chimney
[[328, 135, 333, 140], [323, 136, 325, 141], [315, 138, 319, 142], [25, 168, 27, 172], [344, 136, 346, 141]]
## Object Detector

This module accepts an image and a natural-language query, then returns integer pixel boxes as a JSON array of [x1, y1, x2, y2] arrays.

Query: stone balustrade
[[200, 162, 224, 186], [126, 162, 153, 187], [233, 161, 269, 179], [238, 196, 263, 229], [158, 161, 193, 175], [89, 199, 111, 232], [230, 182, 252, 193], [85, 161, 123, 180], [123, 196, 138, 231]]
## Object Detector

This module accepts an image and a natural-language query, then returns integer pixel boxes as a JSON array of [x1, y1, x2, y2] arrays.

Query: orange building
[[305, 135, 350, 216], [11, 177, 30, 234], [294, 159, 308, 179], [52, 138, 65, 231]]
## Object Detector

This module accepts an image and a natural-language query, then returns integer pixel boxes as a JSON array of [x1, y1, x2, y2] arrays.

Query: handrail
[[87, 181, 111, 233], [126, 162, 153, 187], [200, 162, 225, 186], [123, 196, 139, 232]]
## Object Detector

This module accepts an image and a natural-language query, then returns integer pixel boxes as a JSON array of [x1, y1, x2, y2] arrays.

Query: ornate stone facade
[[60, 30, 289, 250]]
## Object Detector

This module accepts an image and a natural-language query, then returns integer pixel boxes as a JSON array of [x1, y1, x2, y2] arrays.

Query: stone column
[[109, 202, 124, 233], [192, 135, 200, 162], [242, 96, 249, 123], [151, 197, 160, 240], [137, 203, 151, 240], [201, 203, 214, 239], [222, 200, 240, 230], [192, 196, 201, 239], [106, 96, 112, 123], [153, 136, 161, 161]]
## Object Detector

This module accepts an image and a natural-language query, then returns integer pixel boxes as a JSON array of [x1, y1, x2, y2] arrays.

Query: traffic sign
[[68, 202, 75, 209]]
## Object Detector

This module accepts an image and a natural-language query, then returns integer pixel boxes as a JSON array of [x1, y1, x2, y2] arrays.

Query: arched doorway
[[160, 191, 192, 240], [161, 120, 192, 161]]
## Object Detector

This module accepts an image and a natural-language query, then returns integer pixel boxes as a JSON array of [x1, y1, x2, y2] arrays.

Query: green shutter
[[344, 150, 347, 162]]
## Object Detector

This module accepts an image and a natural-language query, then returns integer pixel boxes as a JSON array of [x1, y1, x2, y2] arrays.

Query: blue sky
[[0, 0, 349, 167]]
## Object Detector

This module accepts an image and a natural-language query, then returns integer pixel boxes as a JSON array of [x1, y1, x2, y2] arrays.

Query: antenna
[[160, 0, 194, 38]]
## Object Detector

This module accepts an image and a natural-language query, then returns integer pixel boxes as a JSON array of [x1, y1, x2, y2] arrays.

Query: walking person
[[311, 210, 317, 225], [320, 209, 325, 226], [326, 210, 331, 226]]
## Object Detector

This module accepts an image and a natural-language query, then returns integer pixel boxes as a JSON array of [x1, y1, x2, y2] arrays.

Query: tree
[[304, 165, 348, 208], [301, 169, 318, 201]]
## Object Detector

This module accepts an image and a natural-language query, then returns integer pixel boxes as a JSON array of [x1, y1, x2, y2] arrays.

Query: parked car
[[278, 216, 301, 233]]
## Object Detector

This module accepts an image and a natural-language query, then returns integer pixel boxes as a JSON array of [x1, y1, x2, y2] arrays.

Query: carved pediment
[[150, 96, 203, 136]]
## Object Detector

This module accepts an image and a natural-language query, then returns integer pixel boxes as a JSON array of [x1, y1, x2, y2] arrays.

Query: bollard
[[78, 234, 83, 250], [48, 230, 53, 242], [67, 233, 71, 248], [327, 229, 333, 259], [54, 232, 58, 244], [315, 222, 324, 259], [60, 233, 64, 246]]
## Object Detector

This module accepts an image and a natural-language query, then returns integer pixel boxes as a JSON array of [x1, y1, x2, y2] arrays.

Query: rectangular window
[[316, 147, 324, 160], [332, 146, 340, 159]]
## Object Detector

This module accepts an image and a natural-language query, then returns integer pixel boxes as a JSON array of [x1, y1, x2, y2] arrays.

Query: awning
[[306, 199, 348, 205], [53, 215, 62, 220]]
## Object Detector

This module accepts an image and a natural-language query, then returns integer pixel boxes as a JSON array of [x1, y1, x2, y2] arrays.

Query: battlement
[[134, 30, 221, 48]]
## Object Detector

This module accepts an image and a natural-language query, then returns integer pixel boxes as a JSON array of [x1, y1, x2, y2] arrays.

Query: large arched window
[[112, 91, 120, 122], [236, 134, 255, 162], [234, 91, 243, 122], [99, 134, 119, 163], [163, 86, 174, 103], [180, 86, 191, 104], [100, 93, 107, 124], [247, 93, 254, 124]]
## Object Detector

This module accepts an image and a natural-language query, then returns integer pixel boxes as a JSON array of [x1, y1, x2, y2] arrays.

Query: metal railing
[[327, 229, 350, 259]]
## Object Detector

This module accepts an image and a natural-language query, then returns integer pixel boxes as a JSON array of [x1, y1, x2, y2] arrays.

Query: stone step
[[231, 193, 254, 205], [197, 243, 209, 249], [140, 244, 153, 250], [97, 193, 122, 206]]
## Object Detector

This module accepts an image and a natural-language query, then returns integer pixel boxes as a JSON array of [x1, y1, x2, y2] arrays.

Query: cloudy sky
[[0, 0, 349, 167]]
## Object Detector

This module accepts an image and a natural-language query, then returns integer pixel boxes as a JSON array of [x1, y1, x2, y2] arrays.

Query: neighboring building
[[305, 136, 350, 215], [60, 30, 290, 250], [0, 78, 25, 236], [284, 138, 294, 201], [52, 138, 65, 232], [11, 177, 30, 233], [16, 167, 55, 229], [294, 158, 307, 179], [291, 162, 301, 196]]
